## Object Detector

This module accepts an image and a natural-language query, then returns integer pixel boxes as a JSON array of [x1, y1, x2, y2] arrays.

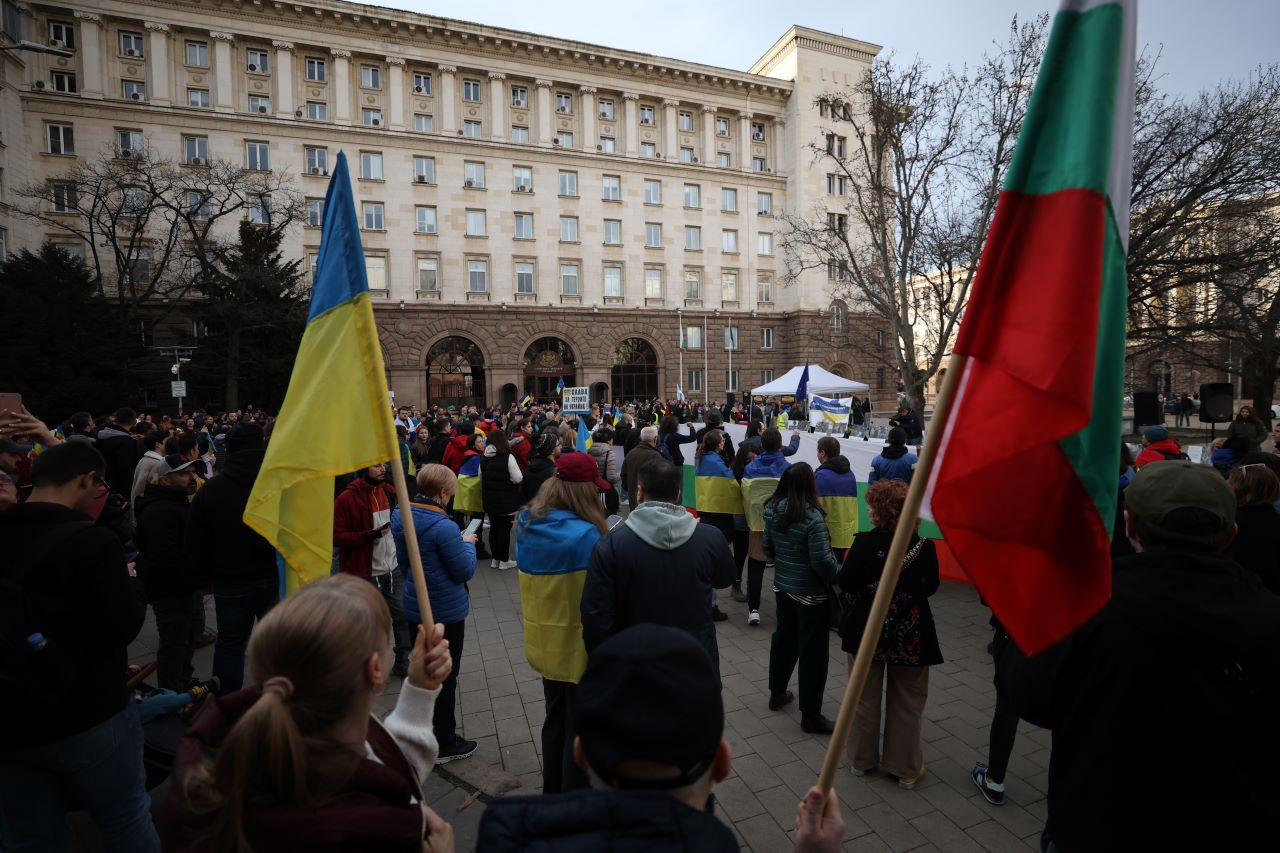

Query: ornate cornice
[[385, 56, 406, 66], [534, 78, 553, 88], [621, 92, 640, 101], [662, 98, 680, 108], [209, 31, 235, 42], [438, 64, 458, 74], [273, 41, 296, 52], [487, 71, 506, 80], [700, 105, 716, 114], [578, 85, 597, 95], [144, 22, 170, 32], [73, 11, 101, 23], [330, 48, 352, 58]]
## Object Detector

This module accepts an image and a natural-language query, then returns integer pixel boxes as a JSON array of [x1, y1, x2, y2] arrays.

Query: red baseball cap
[[555, 451, 612, 491]]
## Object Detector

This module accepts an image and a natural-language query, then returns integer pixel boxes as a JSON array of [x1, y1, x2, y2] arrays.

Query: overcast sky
[[391, 0, 1277, 98]]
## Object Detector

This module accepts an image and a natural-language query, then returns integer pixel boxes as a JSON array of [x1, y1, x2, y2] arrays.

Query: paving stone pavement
[[97, 558, 1049, 852]]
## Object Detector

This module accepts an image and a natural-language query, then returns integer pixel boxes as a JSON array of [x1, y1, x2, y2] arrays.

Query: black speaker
[[1199, 382, 1234, 423], [1133, 391, 1161, 428]]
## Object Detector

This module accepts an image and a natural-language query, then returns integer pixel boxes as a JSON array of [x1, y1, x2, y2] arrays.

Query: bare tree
[[780, 16, 1046, 414]]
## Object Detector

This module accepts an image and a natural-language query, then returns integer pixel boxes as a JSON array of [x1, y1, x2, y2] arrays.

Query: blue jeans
[[212, 577, 279, 693], [0, 704, 161, 853]]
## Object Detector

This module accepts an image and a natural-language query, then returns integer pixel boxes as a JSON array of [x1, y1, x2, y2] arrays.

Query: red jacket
[[333, 478, 395, 579], [441, 434, 471, 473], [510, 433, 531, 472], [1135, 438, 1186, 469]]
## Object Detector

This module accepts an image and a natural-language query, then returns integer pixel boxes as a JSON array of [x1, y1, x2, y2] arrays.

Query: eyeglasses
[[1238, 463, 1270, 472]]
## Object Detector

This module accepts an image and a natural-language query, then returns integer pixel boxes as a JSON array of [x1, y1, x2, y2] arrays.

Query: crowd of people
[[3, 392, 1278, 851]]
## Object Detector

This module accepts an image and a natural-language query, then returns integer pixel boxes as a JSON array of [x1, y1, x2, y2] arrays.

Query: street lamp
[[0, 40, 76, 59]]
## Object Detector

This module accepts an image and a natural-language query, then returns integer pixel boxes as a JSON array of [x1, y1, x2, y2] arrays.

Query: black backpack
[[1158, 449, 1191, 461]]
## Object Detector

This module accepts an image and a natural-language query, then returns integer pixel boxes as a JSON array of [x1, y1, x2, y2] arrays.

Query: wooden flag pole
[[388, 454, 435, 638], [816, 353, 966, 796]]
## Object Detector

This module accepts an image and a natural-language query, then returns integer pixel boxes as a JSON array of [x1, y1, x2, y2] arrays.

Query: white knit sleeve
[[508, 453, 524, 484], [381, 681, 440, 782]]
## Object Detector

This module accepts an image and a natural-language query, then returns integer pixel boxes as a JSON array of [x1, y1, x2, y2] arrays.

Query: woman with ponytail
[[159, 574, 456, 852]]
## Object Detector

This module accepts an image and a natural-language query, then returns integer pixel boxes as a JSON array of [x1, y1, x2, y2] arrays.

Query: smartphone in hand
[[463, 518, 482, 537]]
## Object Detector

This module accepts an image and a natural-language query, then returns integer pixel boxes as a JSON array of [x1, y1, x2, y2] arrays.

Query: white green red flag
[[927, 0, 1136, 654]]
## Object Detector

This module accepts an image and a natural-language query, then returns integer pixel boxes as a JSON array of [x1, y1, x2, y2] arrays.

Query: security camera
[[171, 364, 179, 375]]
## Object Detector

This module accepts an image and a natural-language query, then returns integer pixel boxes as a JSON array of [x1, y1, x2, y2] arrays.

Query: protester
[[522, 432, 560, 503], [0, 442, 158, 852], [187, 421, 279, 694], [441, 420, 475, 473], [334, 462, 411, 677], [888, 406, 923, 444], [656, 415, 698, 466], [481, 428, 524, 571], [129, 428, 170, 512], [972, 612, 1018, 806], [1133, 424, 1187, 468], [728, 444, 758, 606], [96, 406, 145, 497], [159, 574, 456, 853], [815, 436, 858, 556], [410, 424, 432, 469], [740, 428, 798, 626], [1210, 434, 1250, 477], [392, 463, 479, 763], [514, 455, 609, 793], [583, 459, 735, 675], [869, 427, 917, 484], [620, 424, 662, 504], [695, 408, 736, 460], [763, 463, 841, 734], [1225, 463, 1280, 595], [694, 429, 736, 622], [1112, 441, 1137, 558], [997, 460, 1280, 851], [835, 479, 941, 788], [1227, 405, 1268, 453]]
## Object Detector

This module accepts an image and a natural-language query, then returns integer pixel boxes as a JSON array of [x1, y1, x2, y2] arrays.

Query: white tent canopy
[[750, 364, 869, 398]]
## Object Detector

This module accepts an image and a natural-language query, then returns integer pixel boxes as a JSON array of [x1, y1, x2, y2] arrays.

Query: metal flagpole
[[678, 311, 684, 403], [703, 314, 709, 405], [727, 315, 733, 407]]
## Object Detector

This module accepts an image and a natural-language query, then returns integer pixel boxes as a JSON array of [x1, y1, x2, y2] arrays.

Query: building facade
[[2, 0, 895, 409]]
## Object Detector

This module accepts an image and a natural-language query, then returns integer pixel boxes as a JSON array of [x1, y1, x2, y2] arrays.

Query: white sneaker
[[497, 560, 518, 571], [748, 610, 761, 626], [489, 559, 498, 569]]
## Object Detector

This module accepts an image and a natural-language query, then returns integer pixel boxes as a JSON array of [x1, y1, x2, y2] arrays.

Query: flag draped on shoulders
[[244, 151, 399, 595], [927, 0, 1136, 654]]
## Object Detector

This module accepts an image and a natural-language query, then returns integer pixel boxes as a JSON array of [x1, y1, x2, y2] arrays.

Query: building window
[[51, 182, 78, 213], [560, 216, 579, 242], [305, 101, 327, 120], [604, 266, 622, 297], [120, 31, 144, 57], [827, 260, 849, 281], [752, 121, 766, 141], [830, 304, 846, 330], [248, 195, 271, 225], [758, 192, 773, 214], [684, 269, 701, 300], [598, 137, 616, 153], [463, 161, 485, 187], [466, 209, 487, 236], [639, 104, 655, 125], [683, 183, 700, 208], [249, 95, 271, 114], [414, 156, 438, 184], [417, 257, 439, 291], [467, 259, 488, 291], [877, 330, 886, 348], [464, 120, 483, 138], [306, 198, 324, 227], [359, 151, 383, 180], [688, 369, 703, 393], [246, 49, 269, 73], [677, 111, 693, 131], [761, 369, 774, 384], [183, 135, 208, 165], [307, 252, 319, 284], [758, 233, 773, 255], [826, 174, 848, 195], [680, 147, 695, 163], [685, 325, 703, 349], [721, 271, 738, 302], [645, 267, 663, 298], [684, 226, 701, 251], [644, 223, 662, 248], [362, 202, 384, 230], [512, 126, 530, 143], [716, 117, 731, 136], [826, 134, 847, 158], [761, 327, 774, 349], [757, 275, 773, 303], [752, 157, 767, 172], [122, 80, 146, 101], [598, 99, 615, 120], [560, 263, 580, 295], [185, 41, 208, 67], [511, 85, 528, 108], [304, 146, 328, 175], [413, 72, 432, 95], [555, 130, 574, 148], [48, 123, 75, 155], [361, 65, 381, 89], [366, 256, 387, 291], [555, 92, 574, 113], [722, 230, 738, 253], [120, 187, 147, 216], [305, 57, 326, 82], [721, 188, 737, 212], [362, 109, 383, 127], [513, 166, 533, 192], [416, 206, 437, 234], [558, 171, 578, 196], [716, 152, 731, 168], [49, 20, 75, 49], [602, 175, 621, 201], [415, 114, 433, 133], [245, 141, 269, 170], [187, 88, 211, 108], [516, 261, 535, 293], [513, 212, 534, 239], [827, 212, 848, 233], [643, 179, 662, 204], [603, 219, 621, 245], [725, 370, 739, 391], [877, 367, 886, 388], [463, 78, 481, 101], [641, 142, 657, 158]]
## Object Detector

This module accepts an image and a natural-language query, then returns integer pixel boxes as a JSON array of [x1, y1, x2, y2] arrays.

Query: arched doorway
[[523, 336, 576, 401], [499, 383, 518, 409], [425, 336, 486, 410], [610, 338, 658, 401], [591, 382, 609, 405]]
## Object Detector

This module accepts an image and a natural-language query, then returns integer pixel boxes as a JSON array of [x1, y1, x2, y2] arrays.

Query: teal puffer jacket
[[763, 498, 840, 596]]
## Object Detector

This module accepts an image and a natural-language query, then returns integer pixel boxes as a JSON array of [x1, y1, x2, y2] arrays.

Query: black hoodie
[[185, 449, 277, 584], [135, 481, 197, 601]]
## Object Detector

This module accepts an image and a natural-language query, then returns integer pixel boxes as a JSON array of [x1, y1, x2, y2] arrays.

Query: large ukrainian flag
[[244, 152, 399, 595]]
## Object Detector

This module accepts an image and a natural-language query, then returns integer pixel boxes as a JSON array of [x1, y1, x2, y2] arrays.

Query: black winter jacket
[[135, 482, 197, 601], [95, 427, 144, 498], [1226, 504, 1280, 596], [522, 457, 556, 505], [185, 449, 276, 585], [835, 529, 942, 665]]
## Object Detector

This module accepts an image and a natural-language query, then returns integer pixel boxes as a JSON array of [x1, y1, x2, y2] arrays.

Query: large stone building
[[1, 0, 895, 409]]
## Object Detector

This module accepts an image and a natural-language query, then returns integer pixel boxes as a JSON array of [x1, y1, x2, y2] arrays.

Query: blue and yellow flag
[[519, 392, 533, 408], [555, 376, 565, 395], [576, 418, 592, 452], [244, 151, 399, 595]]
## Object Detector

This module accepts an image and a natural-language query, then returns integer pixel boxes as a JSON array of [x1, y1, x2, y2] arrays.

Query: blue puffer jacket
[[743, 447, 792, 479], [392, 501, 476, 625], [869, 446, 917, 484]]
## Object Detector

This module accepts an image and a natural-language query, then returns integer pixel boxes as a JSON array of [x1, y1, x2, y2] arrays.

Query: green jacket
[[763, 498, 840, 596], [1227, 419, 1268, 453]]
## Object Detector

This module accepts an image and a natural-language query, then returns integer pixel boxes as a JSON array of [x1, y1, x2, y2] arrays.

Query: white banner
[[562, 386, 590, 414], [810, 394, 853, 424]]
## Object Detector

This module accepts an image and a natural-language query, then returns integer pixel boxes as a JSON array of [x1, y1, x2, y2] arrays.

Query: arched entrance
[[610, 338, 658, 401], [591, 382, 609, 405], [523, 336, 576, 401], [425, 336, 486, 410], [499, 383, 518, 409]]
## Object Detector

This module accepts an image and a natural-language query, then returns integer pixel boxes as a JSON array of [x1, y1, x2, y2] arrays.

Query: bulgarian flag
[[678, 327, 686, 353], [926, 0, 1136, 655]]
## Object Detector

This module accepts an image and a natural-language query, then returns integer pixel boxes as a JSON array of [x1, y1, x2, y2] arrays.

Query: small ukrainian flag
[[519, 392, 533, 408]]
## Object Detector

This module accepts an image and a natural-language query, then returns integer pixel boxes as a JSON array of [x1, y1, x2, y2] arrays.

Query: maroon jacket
[[158, 686, 426, 853], [441, 434, 470, 473], [333, 478, 395, 580], [510, 433, 532, 473]]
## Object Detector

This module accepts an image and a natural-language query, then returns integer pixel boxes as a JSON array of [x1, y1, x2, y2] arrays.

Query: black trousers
[[745, 559, 767, 610], [152, 591, 201, 692], [987, 629, 1019, 783], [488, 513, 514, 562], [768, 591, 830, 715], [541, 679, 589, 794], [418, 619, 466, 746], [732, 530, 749, 582]]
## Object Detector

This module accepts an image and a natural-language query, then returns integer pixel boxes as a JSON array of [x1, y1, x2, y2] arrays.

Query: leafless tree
[[780, 16, 1046, 413]]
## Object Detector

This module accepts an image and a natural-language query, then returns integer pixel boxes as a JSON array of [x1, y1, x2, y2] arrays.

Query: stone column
[[273, 41, 295, 117], [535, 79, 553, 146], [210, 31, 235, 113], [488, 72, 506, 141], [386, 56, 406, 129], [738, 112, 752, 172], [772, 117, 786, 175], [663, 98, 679, 162], [579, 85, 596, 152], [438, 65, 458, 134], [331, 49, 352, 124], [701, 105, 716, 164], [622, 92, 639, 157], [74, 12, 103, 99], [144, 23, 171, 105]]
